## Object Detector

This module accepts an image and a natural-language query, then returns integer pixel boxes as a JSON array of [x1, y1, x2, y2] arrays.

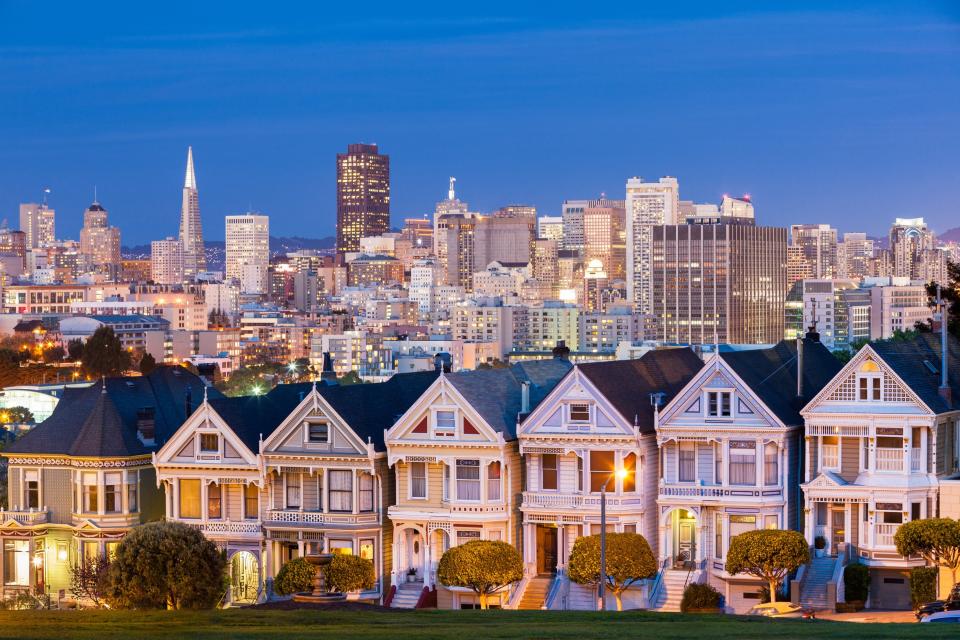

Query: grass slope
[[0, 609, 954, 640]]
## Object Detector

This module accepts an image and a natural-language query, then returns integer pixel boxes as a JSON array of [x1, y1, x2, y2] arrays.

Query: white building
[[537, 216, 564, 243], [865, 277, 932, 340], [151, 238, 183, 285], [225, 214, 270, 294], [625, 177, 680, 314]]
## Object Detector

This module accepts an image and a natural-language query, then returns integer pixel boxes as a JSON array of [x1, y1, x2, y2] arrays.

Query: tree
[[42, 345, 65, 363], [66, 339, 84, 361], [326, 555, 375, 593], [895, 518, 960, 592], [81, 327, 131, 378], [208, 309, 232, 329], [923, 261, 960, 340], [106, 521, 226, 609], [139, 352, 157, 375], [273, 558, 316, 596], [0, 406, 35, 425], [567, 532, 657, 611], [337, 371, 363, 386], [70, 554, 111, 607], [437, 540, 523, 609], [725, 529, 809, 603]]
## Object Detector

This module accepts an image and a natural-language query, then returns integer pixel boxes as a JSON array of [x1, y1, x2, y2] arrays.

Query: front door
[[536, 526, 559, 575], [408, 531, 422, 581], [678, 521, 695, 566], [830, 507, 845, 555]]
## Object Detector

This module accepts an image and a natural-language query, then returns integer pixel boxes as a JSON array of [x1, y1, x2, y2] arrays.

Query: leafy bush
[[814, 536, 827, 550], [70, 553, 111, 606], [843, 563, 869, 603], [567, 533, 657, 611], [725, 529, 809, 603], [438, 540, 523, 609], [327, 555, 376, 593], [106, 520, 227, 609], [910, 567, 938, 608], [680, 583, 722, 612], [274, 558, 316, 596]]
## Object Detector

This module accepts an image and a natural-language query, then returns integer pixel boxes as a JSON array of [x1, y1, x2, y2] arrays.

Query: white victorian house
[[384, 360, 571, 609], [516, 349, 704, 610], [654, 338, 840, 613], [800, 333, 959, 610]]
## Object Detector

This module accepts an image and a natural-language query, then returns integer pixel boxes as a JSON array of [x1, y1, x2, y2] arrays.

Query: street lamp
[[600, 467, 629, 611]]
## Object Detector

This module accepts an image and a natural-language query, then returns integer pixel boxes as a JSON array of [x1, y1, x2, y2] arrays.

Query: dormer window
[[569, 403, 590, 422], [199, 433, 219, 452], [435, 410, 456, 436], [857, 361, 882, 401], [307, 421, 329, 443], [706, 392, 732, 418]]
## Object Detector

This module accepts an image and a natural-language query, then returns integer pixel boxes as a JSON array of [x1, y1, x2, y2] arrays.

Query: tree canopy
[[895, 518, 960, 591], [437, 540, 523, 609], [106, 521, 226, 609], [326, 555, 376, 593], [81, 327, 132, 378], [725, 529, 809, 603], [139, 352, 157, 375], [273, 558, 315, 596], [923, 261, 960, 340], [567, 532, 657, 611]]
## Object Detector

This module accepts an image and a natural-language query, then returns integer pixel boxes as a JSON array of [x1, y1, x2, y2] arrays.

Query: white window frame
[[305, 420, 329, 444], [705, 390, 734, 418], [857, 373, 882, 401], [433, 408, 457, 437], [409, 461, 428, 500], [568, 403, 591, 423]]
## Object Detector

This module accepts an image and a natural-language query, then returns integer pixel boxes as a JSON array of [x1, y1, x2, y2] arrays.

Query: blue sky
[[1, 1, 958, 244]]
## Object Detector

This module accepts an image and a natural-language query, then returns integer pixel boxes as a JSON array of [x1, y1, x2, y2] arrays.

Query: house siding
[[42, 467, 72, 522], [839, 437, 859, 483]]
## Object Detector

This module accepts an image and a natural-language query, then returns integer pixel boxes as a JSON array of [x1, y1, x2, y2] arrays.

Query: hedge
[[910, 567, 938, 608], [843, 563, 869, 603], [680, 583, 722, 612]]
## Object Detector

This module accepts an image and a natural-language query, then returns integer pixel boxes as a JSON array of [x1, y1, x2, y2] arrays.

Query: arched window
[[858, 360, 882, 401]]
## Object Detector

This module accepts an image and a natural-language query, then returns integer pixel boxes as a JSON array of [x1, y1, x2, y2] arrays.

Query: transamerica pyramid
[[179, 146, 206, 278]]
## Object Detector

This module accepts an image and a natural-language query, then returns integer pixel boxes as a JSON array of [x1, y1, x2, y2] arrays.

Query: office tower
[[582, 259, 609, 313], [531, 239, 559, 300], [336, 143, 390, 257], [494, 204, 537, 220], [225, 213, 270, 294], [19, 203, 56, 249], [720, 194, 755, 220], [866, 277, 933, 339], [583, 201, 626, 281], [787, 245, 813, 288], [151, 237, 184, 285], [441, 215, 477, 289], [434, 177, 470, 269], [651, 221, 786, 344], [0, 223, 26, 259], [561, 200, 587, 252], [625, 176, 680, 314], [837, 232, 873, 281], [537, 216, 564, 243], [401, 217, 433, 252], [794, 279, 866, 351], [79, 200, 121, 274], [789, 224, 838, 279], [473, 216, 534, 275], [888, 217, 941, 281], [179, 147, 206, 279]]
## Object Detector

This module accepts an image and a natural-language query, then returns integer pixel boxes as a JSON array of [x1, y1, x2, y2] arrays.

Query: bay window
[[487, 461, 502, 501], [622, 453, 637, 492], [244, 483, 259, 520], [410, 462, 427, 499], [104, 472, 122, 513], [678, 443, 695, 482], [179, 479, 201, 519], [208, 482, 222, 519], [764, 442, 778, 485], [456, 460, 481, 501], [127, 472, 138, 513], [82, 472, 98, 513], [359, 473, 374, 512], [24, 470, 39, 509], [541, 454, 558, 491], [3, 540, 29, 586], [329, 470, 352, 512], [729, 441, 756, 486], [286, 474, 301, 509], [590, 451, 615, 492]]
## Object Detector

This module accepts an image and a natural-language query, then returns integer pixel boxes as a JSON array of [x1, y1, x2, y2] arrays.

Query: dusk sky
[[1, 1, 958, 244]]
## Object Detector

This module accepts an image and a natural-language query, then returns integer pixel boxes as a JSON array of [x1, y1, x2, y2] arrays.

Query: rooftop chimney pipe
[[796, 337, 804, 398]]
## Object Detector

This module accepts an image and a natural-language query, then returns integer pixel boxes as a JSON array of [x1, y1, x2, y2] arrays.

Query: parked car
[[915, 585, 960, 620], [920, 610, 960, 624], [747, 602, 805, 618]]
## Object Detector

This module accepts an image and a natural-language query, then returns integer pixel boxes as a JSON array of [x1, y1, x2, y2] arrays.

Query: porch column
[[867, 429, 875, 472], [804, 500, 814, 544], [903, 432, 911, 477], [722, 512, 730, 561], [921, 428, 928, 473], [480, 461, 488, 504], [172, 479, 180, 518], [201, 481, 209, 520], [804, 437, 811, 482], [866, 500, 874, 548], [844, 503, 851, 548], [322, 468, 328, 513], [352, 469, 359, 514]]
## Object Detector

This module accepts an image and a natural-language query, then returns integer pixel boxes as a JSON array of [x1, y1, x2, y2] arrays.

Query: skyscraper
[[225, 213, 270, 294], [789, 224, 838, 279], [889, 217, 941, 281], [336, 143, 390, 257], [625, 176, 680, 314], [79, 200, 121, 276], [151, 237, 184, 285], [19, 202, 56, 249], [179, 147, 206, 279], [434, 177, 470, 274]]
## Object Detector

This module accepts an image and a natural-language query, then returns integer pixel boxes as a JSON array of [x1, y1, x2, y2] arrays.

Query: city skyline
[[2, 3, 958, 244]]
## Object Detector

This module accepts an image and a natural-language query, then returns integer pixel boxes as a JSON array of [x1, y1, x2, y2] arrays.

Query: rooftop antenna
[[93, 185, 98, 204], [448, 177, 456, 201], [42, 187, 51, 206]]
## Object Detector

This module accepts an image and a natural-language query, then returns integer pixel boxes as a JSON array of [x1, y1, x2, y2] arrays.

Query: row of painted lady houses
[[2, 330, 958, 612]]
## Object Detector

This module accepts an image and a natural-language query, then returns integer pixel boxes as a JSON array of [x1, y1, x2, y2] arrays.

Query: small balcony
[[264, 510, 379, 527], [181, 519, 263, 538], [522, 491, 645, 512], [875, 523, 899, 547], [0, 509, 49, 527], [875, 448, 903, 472]]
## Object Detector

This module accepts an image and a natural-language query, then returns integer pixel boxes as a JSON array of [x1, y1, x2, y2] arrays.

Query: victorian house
[[800, 332, 959, 610], [1, 367, 208, 600], [653, 338, 840, 613], [516, 349, 704, 610], [384, 359, 571, 609]]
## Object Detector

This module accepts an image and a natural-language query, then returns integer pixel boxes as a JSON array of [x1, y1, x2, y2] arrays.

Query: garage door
[[871, 570, 911, 610]]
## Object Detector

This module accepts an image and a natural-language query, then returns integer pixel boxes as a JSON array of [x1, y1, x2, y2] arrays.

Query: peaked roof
[[869, 332, 960, 414], [6, 366, 221, 458], [722, 338, 842, 425], [576, 348, 704, 434], [446, 359, 573, 439]]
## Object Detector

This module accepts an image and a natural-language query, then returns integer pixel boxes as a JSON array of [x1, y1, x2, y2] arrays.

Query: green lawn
[[0, 609, 954, 640]]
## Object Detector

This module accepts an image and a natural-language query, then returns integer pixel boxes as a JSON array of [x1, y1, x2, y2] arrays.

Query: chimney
[[938, 289, 952, 406], [136, 407, 156, 444], [796, 337, 805, 399], [520, 381, 531, 414], [185, 385, 193, 416], [321, 352, 337, 382], [552, 340, 570, 360]]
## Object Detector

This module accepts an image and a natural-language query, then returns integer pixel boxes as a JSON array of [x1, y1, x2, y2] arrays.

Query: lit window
[[179, 479, 201, 518], [208, 483, 222, 519], [199, 433, 219, 452], [569, 404, 590, 422]]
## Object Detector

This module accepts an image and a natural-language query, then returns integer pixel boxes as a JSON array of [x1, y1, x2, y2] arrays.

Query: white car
[[920, 610, 960, 624], [747, 602, 805, 618]]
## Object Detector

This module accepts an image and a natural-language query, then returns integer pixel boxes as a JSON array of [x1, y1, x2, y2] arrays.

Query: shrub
[[326, 555, 376, 593], [910, 567, 938, 608], [725, 529, 809, 603], [106, 520, 227, 609], [274, 558, 316, 596], [814, 536, 827, 550], [895, 519, 960, 590], [437, 540, 523, 609], [843, 563, 869, 603], [567, 533, 657, 611], [680, 583, 722, 612], [69, 553, 111, 606]]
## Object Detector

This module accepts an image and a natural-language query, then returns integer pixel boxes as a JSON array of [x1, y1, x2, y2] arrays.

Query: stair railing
[[646, 557, 671, 608], [543, 573, 564, 610]]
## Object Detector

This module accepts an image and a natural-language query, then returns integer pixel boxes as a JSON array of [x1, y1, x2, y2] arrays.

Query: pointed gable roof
[[576, 348, 704, 434], [869, 332, 960, 414], [721, 338, 842, 425]]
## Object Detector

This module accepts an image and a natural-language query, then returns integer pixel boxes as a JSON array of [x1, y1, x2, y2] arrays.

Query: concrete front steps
[[799, 556, 837, 610], [390, 583, 423, 609], [651, 570, 691, 612], [516, 575, 553, 610]]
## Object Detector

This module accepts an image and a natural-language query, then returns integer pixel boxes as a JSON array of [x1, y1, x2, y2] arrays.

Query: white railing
[[822, 444, 839, 469], [448, 503, 507, 514], [265, 510, 379, 526], [0, 509, 48, 526], [657, 483, 782, 498], [875, 523, 899, 547], [910, 448, 921, 472], [185, 520, 262, 535], [875, 448, 903, 472], [522, 492, 645, 510]]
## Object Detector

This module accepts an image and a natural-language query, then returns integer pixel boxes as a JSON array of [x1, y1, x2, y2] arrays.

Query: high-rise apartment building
[[179, 147, 206, 279], [19, 203, 56, 249], [225, 213, 270, 294], [537, 216, 564, 243], [473, 216, 533, 275], [837, 232, 873, 281], [79, 201, 121, 275], [583, 201, 626, 281], [494, 205, 537, 220], [336, 143, 390, 257], [442, 215, 477, 289], [651, 221, 786, 344], [151, 237, 184, 285], [889, 217, 942, 282], [720, 195, 755, 220], [789, 224, 838, 279], [625, 177, 680, 314]]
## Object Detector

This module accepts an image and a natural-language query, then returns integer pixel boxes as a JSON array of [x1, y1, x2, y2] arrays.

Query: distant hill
[[940, 227, 960, 243], [122, 235, 335, 258]]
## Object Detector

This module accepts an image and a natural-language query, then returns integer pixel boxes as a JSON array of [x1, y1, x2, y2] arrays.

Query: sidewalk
[[816, 609, 916, 623]]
